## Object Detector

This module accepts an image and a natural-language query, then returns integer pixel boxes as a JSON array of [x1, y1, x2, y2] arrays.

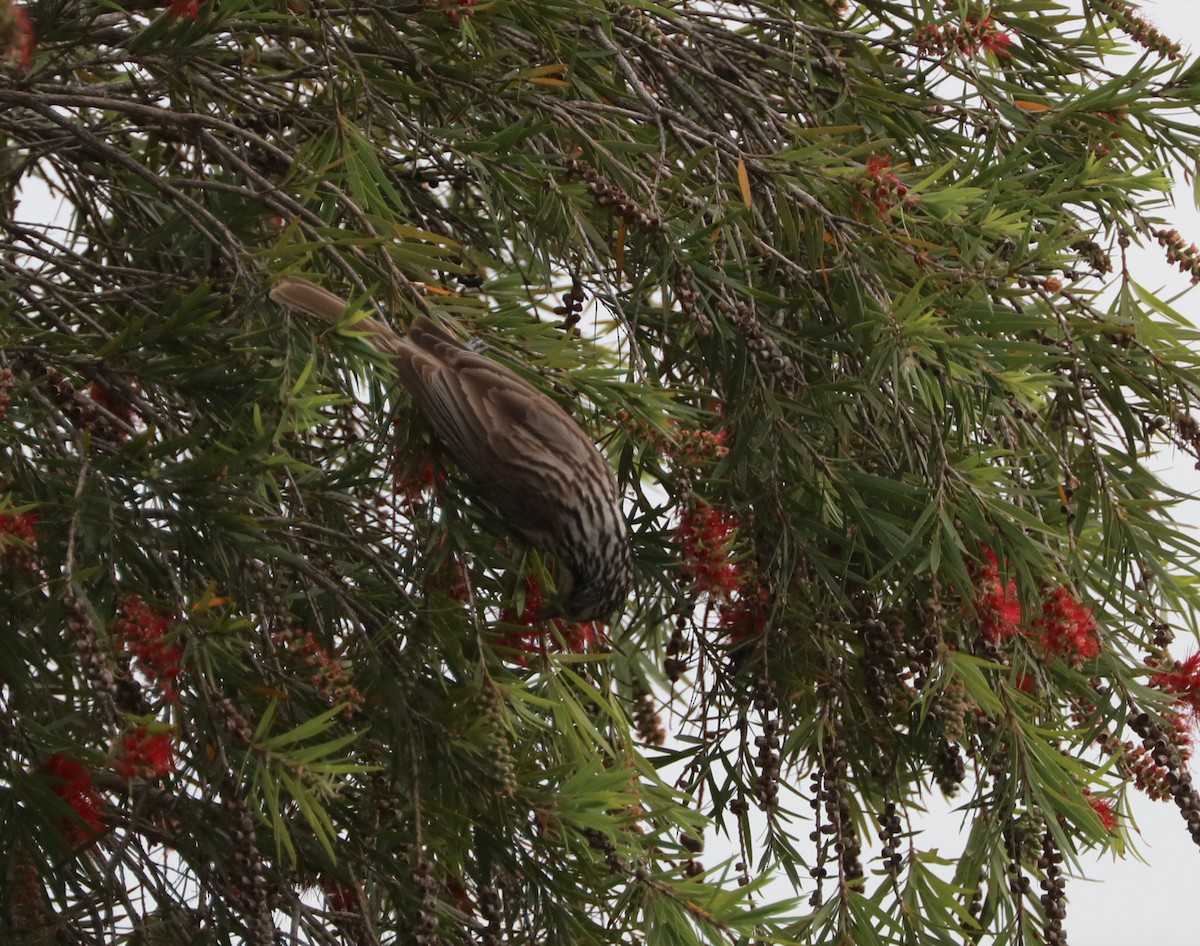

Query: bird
[[269, 276, 632, 622]]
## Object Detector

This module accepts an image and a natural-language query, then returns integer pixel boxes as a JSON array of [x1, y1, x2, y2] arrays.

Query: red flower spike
[[677, 500, 743, 600], [0, 3, 34, 71], [1033, 587, 1101, 666], [865, 153, 892, 176], [1086, 793, 1117, 833], [116, 727, 175, 781], [719, 582, 770, 646], [112, 595, 185, 703], [0, 510, 38, 544], [87, 381, 136, 430], [165, 0, 201, 22], [496, 575, 600, 665], [972, 546, 1022, 643], [1151, 651, 1200, 719], [321, 878, 357, 912], [914, 14, 1015, 61], [44, 753, 105, 843]]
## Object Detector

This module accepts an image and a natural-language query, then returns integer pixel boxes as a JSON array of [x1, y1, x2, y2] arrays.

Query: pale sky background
[[14, 2, 1200, 941]]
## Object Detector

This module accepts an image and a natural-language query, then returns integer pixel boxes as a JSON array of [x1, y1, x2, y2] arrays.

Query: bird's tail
[[270, 276, 407, 355], [270, 276, 354, 321]]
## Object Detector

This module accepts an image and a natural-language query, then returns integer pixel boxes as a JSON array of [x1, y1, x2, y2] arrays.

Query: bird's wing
[[394, 320, 613, 543]]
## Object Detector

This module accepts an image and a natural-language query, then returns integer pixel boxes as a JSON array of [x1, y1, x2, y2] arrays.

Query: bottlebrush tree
[[3, 0, 1200, 944]]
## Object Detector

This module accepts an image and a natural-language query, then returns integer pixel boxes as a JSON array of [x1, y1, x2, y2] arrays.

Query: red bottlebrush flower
[[1033, 587, 1101, 666], [321, 878, 357, 912], [0, 509, 38, 544], [1150, 651, 1200, 718], [561, 620, 599, 652], [496, 575, 600, 664], [1086, 793, 1117, 832], [164, 0, 201, 22], [87, 381, 136, 429], [915, 15, 1015, 60], [719, 581, 770, 645], [393, 448, 445, 504], [433, 556, 469, 602], [445, 0, 478, 25], [0, 2, 33, 71], [44, 753, 105, 843], [865, 153, 892, 176], [980, 23, 1014, 57], [116, 726, 175, 780], [677, 500, 742, 600], [972, 547, 1022, 643], [112, 595, 185, 703], [500, 574, 546, 627], [859, 153, 910, 213]]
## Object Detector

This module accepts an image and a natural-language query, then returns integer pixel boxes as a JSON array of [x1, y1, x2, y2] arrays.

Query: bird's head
[[548, 539, 633, 623]]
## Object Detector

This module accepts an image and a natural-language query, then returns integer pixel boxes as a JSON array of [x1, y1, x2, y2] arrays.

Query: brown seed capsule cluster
[[726, 302, 799, 390], [808, 734, 863, 895], [614, 3, 666, 46], [479, 881, 503, 946], [413, 859, 439, 946], [664, 616, 690, 683], [113, 675, 152, 717], [932, 676, 969, 745], [681, 835, 705, 878], [213, 693, 254, 745], [1174, 411, 1200, 472], [754, 679, 780, 810], [1002, 819, 1036, 897], [562, 157, 666, 235], [965, 886, 983, 929], [1154, 228, 1200, 282], [877, 801, 903, 873], [1070, 238, 1112, 275], [1129, 711, 1200, 846], [1038, 831, 1068, 946], [1075, 694, 1177, 801], [754, 718, 781, 810], [583, 827, 627, 873], [933, 740, 966, 797], [857, 614, 902, 714], [631, 680, 666, 746], [1091, 0, 1182, 59], [66, 594, 119, 715], [14, 352, 130, 444], [675, 265, 712, 335], [0, 366, 13, 421], [223, 788, 276, 945], [552, 274, 586, 331]]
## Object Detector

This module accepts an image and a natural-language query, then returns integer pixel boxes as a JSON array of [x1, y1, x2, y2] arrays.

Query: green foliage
[[3, 0, 1200, 943]]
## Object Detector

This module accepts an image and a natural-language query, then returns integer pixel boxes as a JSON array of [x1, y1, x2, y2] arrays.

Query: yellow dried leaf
[[737, 155, 752, 208], [524, 63, 569, 78]]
